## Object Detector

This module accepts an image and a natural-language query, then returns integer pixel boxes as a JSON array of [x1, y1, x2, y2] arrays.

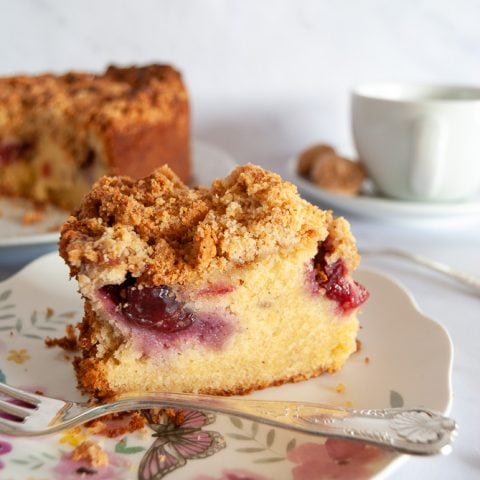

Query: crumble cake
[[59, 164, 368, 400], [0, 64, 190, 210]]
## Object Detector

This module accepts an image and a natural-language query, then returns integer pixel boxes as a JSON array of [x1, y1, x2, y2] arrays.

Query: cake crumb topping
[[60, 163, 359, 287], [71, 440, 109, 467], [0, 65, 186, 130]]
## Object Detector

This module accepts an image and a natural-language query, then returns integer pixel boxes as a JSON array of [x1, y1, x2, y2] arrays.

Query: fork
[[0, 383, 456, 455], [360, 247, 480, 294]]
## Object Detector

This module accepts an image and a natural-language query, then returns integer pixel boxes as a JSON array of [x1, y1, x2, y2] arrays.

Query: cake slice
[[0, 64, 190, 210], [59, 164, 368, 400]]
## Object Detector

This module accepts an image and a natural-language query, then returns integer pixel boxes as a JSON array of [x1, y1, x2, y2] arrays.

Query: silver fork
[[360, 247, 480, 294], [0, 383, 456, 455]]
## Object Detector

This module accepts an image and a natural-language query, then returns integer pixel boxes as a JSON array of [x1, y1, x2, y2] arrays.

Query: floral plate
[[0, 252, 452, 480]]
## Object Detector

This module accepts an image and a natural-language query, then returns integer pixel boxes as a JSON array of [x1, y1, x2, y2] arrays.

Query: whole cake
[[59, 164, 368, 400], [0, 64, 190, 210]]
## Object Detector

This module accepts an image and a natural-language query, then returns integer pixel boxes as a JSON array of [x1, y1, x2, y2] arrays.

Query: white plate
[[0, 140, 236, 249], [0, 253, 452, 479], [282, 157, 480, 220], [0, 199, 65, 248], [191, 140, 237, 187]]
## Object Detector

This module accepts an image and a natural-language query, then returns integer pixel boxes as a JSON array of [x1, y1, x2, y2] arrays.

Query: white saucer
[[0, 140, 236, 250], [283, 157, 480, 221]]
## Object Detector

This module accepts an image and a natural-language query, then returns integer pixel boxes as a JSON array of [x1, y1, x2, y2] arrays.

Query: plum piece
[[100, 283, 194, 333], [0, 140, 31, 165], [313, 246, 369, 312]]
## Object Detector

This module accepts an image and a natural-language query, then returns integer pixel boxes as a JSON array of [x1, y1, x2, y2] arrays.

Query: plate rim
[[355, 266, 454, 414]]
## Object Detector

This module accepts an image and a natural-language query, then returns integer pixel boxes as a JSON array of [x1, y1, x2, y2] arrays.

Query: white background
[[1, 1, 480, 479], [2, 0, 480, 168]]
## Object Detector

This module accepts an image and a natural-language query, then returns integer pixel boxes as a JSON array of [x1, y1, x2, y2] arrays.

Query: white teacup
[[352, 83, 480, 202]]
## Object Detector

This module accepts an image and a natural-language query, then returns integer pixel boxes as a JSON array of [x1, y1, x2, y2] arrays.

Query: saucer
[[283, 157, 480, 221]]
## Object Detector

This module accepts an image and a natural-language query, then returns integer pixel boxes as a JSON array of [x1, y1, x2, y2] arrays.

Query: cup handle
[[410, 116, 448, 198]]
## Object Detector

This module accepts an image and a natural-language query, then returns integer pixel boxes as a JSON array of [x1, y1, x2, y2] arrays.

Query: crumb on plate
[[85, 411, 147, 438], [45, 324, 78, 351], [71, 440, 109, 468], [21, 208, 45, 225], [335, 383, 346, 394]]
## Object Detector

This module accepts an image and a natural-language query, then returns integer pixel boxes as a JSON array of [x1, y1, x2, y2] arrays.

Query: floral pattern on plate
[[0, 253, 452, 479]]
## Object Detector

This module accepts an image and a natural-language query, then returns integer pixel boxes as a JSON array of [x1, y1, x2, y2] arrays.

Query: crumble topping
[[0, 65, 186, 133], [60, 164, 359, 287], [45, 324, 79, 351], [71, 440, 109, 467], [0, 64, 190, 210], [85, 412, 147, 438]]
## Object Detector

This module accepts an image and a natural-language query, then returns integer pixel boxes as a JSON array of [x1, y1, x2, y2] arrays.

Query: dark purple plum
[[100, 282, 194, 333], [0, 140, 31, 165], [313, 246, 369, 312]]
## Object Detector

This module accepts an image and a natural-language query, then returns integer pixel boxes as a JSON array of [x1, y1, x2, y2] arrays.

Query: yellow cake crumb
[[21, 208, 45, 225], [60, 164, 360, 288], [71, 440, 109, 467], [335, 383, 346, 394]]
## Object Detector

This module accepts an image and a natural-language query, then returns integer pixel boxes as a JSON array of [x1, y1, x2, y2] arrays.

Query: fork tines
[[0, 399, 34, 421], [0, 383, 40, 422]]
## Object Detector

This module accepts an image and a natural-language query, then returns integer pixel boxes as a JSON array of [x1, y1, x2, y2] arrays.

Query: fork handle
[[106, 393, 456, 456], [360, 247, 480, 294]]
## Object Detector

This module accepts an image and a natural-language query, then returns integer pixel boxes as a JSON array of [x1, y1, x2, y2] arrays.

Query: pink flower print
[[287, 438, 384, 480], [0, 439, 12, 470], [194, 469, 271, 480], [0, 440, 12, 455], [0, 385, 46, 421], [53, 450, 130, 480]]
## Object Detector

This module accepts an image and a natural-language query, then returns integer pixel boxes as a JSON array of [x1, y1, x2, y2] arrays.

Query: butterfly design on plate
[[138, 409, 226, 480]]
